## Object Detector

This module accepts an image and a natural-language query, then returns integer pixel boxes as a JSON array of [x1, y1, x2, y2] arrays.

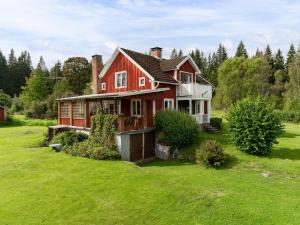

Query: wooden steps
[[203, 124, 220, 133]]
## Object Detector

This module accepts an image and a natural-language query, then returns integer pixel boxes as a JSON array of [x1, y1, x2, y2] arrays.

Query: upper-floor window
[[139, 77, 145, 86], [180, 71, 193, 84], [115, 71, 127, 88]]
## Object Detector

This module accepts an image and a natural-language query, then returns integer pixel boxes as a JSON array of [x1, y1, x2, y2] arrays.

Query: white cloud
[[0, 0, 299, 67]]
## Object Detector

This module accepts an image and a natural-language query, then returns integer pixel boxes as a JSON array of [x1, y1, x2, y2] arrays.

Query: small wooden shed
[[0, 106, 6, 123]]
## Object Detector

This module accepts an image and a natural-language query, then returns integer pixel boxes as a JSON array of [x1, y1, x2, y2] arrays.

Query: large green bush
[[50, 131, 88, 149], [195, 140, 227, 168], [154, 110, 199, 150], [66, 110, 120, 160], [227, 98, 284, 155]]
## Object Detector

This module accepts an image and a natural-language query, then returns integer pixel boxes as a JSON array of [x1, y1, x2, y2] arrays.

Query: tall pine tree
[[235, 41, 248, 58], [264, 44, 275, 84], [0, 50, 8, 93], [170, 48, 178, 59], [274, 49, 285, 71], [286, 44, 296, 73]]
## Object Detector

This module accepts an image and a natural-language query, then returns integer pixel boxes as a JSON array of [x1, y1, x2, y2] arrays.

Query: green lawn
[[0, 122, 300, 224]]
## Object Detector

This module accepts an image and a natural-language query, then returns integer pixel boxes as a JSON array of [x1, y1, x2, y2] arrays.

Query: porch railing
[[192, 114, 210, 124], [117, 116, 145, 132], [177, 83, 212, 98]]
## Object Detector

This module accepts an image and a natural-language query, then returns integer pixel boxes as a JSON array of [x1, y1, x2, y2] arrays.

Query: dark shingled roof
[[196, 76, 211, 85], [121, 48, 179, 84], [160, 56, 187, 71]]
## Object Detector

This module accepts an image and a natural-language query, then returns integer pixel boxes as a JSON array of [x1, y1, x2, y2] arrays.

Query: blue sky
[[0, 0, 299, 67]]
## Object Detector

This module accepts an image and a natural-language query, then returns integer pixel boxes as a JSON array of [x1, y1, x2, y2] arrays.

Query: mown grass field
[[0, 117, 300, 224]]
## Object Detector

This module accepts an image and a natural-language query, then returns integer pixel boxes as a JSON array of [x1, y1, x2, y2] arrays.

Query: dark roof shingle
[[160, 56, 187, 71], [121, 48, 178, 84]]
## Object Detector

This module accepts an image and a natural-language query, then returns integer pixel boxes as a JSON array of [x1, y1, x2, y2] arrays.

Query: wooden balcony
[[117, 116, 146, 132]]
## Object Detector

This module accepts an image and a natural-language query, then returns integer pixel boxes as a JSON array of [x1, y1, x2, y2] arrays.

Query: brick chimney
[[150, 47, 162, 58], [92, 54, 103, 94]]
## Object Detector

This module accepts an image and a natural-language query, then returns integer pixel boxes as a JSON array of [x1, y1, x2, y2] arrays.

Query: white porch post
[[118, 99, 122, 115], [208, 100, 211, 123], [189, 99, 192, 115]]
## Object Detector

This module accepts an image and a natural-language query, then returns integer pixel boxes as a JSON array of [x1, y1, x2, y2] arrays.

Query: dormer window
[[115, 71, 127, 88], [180, 71, 193, 83], [139, 77, 145, 86]]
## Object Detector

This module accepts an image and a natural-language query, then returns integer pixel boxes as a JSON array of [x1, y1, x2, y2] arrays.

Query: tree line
[[172, 41, 299, 112], [0, 49, 91, 118], [1, 41, 299, 120]]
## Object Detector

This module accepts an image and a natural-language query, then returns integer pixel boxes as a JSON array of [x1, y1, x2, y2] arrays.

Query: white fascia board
[[99, 48, 120, 78], [118, 48, 155, 82], [176, 55, 201, 74]]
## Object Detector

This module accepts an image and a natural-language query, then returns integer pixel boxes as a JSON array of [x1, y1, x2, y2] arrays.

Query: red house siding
[[0, 107, 5, 122], [101, 53, 152, 93], [73, 119, 85, 127], [177, 61, 196, 82], [60, 118, 70, 126]]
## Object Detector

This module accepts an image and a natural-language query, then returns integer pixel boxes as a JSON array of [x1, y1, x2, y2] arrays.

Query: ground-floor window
[[103, 100, 118, 114], [164, 98, 174, 110], [131, 99, 142, 116], [192, 100, 201, 115], [60, 102, 70, 118], [73, 101, 84, 119]]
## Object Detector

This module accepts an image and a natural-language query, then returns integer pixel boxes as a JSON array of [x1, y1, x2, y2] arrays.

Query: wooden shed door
[[130, 133, 143, 161], [144, 132, 155, 159]]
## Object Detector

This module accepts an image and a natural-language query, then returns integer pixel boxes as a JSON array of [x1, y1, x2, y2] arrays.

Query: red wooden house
[[0, 106, 6, 123], [56, 47, 213, 161]]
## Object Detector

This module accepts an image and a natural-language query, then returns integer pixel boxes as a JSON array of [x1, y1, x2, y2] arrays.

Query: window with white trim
[[115, 71, 127, 88], [164, 99, 174, 110], [180, 71, 193, 84], [139, 77, 145, 86], [131, 99, 142, 116], [101, 82, 106, 90]]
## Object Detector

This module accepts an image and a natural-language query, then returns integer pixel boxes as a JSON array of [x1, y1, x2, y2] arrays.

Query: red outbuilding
[[0, 106, 6, 123]]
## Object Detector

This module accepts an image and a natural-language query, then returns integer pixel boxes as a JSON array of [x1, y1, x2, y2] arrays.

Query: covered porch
[[57, 88, 169, 133], [177, 99, 211, 124]]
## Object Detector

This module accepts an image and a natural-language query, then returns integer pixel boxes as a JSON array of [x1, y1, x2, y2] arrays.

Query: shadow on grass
[[269, 148, 300, 160], [140, 154, 239, 170], [280, 132, 299, 139], [140, 159, 194, 167]]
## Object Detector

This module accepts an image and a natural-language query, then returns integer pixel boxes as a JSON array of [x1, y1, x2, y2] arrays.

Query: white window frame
[[139, 77, 145, 87], [101, 82, 106, 90], [131, 99, 142, 117], [180, 71, 193, 84], [164, 98, 174, 110], [115, 71, 127, 88]]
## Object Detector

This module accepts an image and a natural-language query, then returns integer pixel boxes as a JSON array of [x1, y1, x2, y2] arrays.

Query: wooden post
[[69, 101, 73, 126], [57, 101, 61, 125], [84, 100, 89, 127], [143, 100, 147, 128]]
